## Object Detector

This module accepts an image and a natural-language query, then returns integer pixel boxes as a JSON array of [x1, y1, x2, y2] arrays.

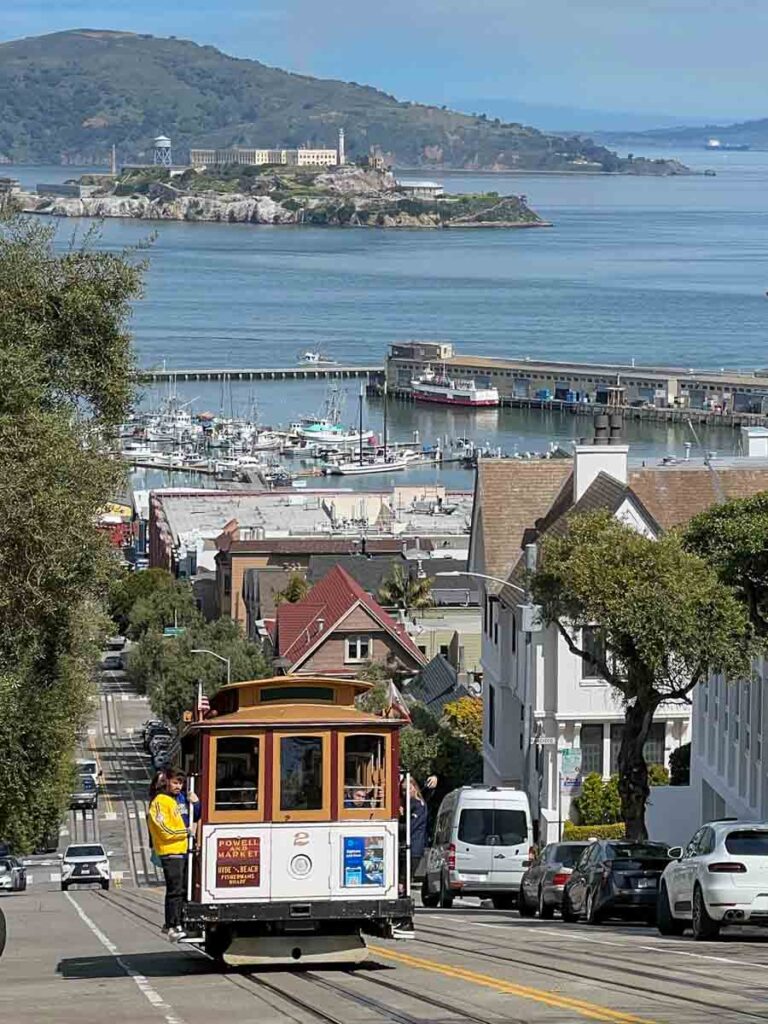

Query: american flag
[[197, 693, 210, 713], [386, 681, 412, 722]]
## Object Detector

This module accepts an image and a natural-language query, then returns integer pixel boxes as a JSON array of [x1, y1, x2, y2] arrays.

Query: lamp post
[[190, 648, 231, 686]]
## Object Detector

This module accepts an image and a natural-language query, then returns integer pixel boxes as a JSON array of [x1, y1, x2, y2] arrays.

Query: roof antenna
[[687, 418, 726, 505]]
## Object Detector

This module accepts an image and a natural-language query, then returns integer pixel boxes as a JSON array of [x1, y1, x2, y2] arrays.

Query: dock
[[139, 365, 383, 384]]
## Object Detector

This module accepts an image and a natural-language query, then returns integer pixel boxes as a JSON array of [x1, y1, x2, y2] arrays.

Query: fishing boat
[[410, 366, 499, 408], [297, 349, 338, 366]]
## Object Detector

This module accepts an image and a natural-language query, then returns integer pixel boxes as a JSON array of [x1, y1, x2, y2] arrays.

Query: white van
[[421, 786, 533, 909]]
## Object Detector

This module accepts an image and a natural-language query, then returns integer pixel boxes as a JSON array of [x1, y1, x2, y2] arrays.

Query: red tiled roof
[[274, 564, 427, 670]]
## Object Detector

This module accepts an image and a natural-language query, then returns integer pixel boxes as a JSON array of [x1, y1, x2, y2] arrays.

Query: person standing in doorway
[[148, 769, 190, 942]]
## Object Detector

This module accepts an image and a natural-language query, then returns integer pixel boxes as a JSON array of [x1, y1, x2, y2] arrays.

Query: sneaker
[[161, 925, 169, 934], [167, 927, 187, 942]]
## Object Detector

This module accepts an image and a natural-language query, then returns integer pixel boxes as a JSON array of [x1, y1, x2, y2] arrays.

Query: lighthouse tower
[[153, 135, 172, 167], [337, 128, 346, 166]]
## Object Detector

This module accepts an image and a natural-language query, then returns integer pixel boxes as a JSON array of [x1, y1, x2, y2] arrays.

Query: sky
[[2, 0, 766, 127]]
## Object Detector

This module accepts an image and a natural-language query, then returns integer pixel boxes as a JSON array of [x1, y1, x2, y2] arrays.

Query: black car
[[519, 841, 590, 918], [562, 840, 672, 924], [144, 722, 173, 752]]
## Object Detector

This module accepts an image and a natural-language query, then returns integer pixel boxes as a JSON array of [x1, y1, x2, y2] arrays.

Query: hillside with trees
[[0, 29, 687, 174]]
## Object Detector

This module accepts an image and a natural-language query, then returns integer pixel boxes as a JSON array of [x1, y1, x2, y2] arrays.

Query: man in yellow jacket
[[148, 769, 192, 941]]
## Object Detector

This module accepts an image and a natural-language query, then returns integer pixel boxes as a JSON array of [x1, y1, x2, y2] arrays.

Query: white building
[[469, 426, 768, 843], [189, 136, 342, 171]]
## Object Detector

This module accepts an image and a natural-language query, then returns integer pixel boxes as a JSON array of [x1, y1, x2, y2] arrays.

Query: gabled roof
[[628, 465, 768, 530], [470, 460, 573, 593], [273, 564, 427, 671]]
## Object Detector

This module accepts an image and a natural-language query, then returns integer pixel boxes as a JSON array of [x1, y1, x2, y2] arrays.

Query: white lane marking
[[112, 871, 124, 881], [88, 727, 97, 736], [50, 873, 61, 881], [102, 812, 118, 821], [26, 874, 33, 884], [65, 893, 187, 1024], [59, 828, 69, 836]]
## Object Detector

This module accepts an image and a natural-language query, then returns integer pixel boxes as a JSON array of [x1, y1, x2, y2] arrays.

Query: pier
[[139, 365, 383, 384]]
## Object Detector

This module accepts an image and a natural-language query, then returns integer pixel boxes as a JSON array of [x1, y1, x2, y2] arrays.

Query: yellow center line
[[368, 945, 659, 1024]]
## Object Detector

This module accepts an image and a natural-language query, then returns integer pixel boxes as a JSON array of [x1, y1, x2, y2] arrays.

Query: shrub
[[563, 822, 626, 841], [669, 743, 690, 786]]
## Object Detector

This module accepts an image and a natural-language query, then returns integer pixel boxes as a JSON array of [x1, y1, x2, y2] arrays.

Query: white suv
[[658, 821, 768, 940], [60, 844, 112, 891]]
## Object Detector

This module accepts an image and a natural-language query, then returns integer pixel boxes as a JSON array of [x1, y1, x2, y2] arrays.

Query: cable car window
[[344, 735, 386, 809], [215, 737, 260, 811], [280, 736, 324, 811]]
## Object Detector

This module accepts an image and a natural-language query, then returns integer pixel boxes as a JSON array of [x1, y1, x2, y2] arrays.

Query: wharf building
[[386, 341, 768, 414], [468, 424, 768, 842]]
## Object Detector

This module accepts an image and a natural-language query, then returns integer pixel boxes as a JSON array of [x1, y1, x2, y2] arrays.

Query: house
[[262, 565, 427, 678], [469, 424, 768, 842]]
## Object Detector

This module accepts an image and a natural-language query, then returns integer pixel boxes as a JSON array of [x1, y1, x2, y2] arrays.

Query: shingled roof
[[629, 465, 768, 530], [273, 564, 427, 672], [470, 460, 573, 592]]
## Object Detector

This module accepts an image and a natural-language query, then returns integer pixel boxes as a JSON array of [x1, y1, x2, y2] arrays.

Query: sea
[[8, 148, 768, 490]]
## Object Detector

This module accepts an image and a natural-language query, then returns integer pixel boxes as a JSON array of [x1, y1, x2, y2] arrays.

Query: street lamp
[[433, 569, 526, 594], [190, 648, 231, 686]]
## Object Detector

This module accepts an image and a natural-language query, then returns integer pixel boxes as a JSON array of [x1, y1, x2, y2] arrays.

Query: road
[[2, 660, 768, 1024]]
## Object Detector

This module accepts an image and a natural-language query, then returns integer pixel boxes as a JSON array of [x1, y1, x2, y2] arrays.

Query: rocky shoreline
[[16, 165, 550, 229]]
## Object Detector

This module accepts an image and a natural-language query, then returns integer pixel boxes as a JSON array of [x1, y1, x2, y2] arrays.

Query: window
[[215, 737, 260, 811], [280, 736, 324, 811], [725, 830, 768, 855], [580, 724, 604, 775], [343, 735, 386, 809], [457, 808, 527, 847], [439, 644, 450, 658], [552, 844, 589, 867], [488, 685, 496, 747], [345, 636, 371, 663], [610, 722, 665, 773], [581, 627, 607, 680]]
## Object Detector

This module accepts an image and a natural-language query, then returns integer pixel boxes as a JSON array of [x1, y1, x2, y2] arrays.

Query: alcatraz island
[[20, 161, 548, 230]]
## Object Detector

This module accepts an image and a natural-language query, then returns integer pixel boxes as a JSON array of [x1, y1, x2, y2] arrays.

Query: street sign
[[533, 736, 557, 746], [560, 747, 582, 790], [163, 626, 186, 637]]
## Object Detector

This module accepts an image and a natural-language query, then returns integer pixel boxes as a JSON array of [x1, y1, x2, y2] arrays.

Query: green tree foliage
[[127, 577, 200, 640], [126, 612, 271, 725], [575, 769, 668, 826], [442, 696, 482, 751], [0, 217, 143, 851], [530, 512, 756, 840], [108, 567, 180, 635], [378, 564, 434, 613], [274, 573, 310, 606], [669, 742, 691, 786], [683, 493, 768, 637]]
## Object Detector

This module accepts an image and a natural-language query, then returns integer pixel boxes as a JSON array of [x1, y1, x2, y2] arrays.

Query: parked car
[[0, 857, 27, 893], [658, 820, 768, 940], [143, 722, 173, 752], [60, 844, 112, 891], [562, 840, 672, 924], [102, 654, 123, 671], [106, 636, 126, 651], [69, 776, 98, 811], [519, 841, 591, 918], [152, 748, 173, 771], [422, 786, 533, 910]]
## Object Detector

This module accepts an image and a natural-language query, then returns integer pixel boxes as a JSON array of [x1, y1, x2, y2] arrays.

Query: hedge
[[562, 822, 626, 841]]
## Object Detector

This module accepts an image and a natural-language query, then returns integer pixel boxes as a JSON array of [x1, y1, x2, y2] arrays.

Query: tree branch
[[553, 618, 621, 688]]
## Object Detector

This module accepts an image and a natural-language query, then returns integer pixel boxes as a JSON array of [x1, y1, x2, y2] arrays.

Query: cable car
[[179, 675, 415, 965]]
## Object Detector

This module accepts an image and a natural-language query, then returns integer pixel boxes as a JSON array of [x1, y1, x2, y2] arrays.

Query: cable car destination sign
[[216, 836, 261, 887]]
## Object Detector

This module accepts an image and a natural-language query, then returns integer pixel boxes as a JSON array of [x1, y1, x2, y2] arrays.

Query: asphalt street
[[2, 663, 768, 1024]]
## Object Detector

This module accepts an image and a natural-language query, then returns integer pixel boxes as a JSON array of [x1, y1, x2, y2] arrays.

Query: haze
[[2, 0, 763, 127]]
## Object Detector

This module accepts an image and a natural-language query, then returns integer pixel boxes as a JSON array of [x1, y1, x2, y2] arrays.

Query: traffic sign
[[533, 736, 557, 746], [163, 626, 186, 637]]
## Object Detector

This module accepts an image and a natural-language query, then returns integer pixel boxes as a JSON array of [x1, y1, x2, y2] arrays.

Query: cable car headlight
[[290, 854, 312, 878]]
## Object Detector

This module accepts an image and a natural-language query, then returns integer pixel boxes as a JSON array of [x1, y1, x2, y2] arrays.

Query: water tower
[[153, 135, 172, 167]]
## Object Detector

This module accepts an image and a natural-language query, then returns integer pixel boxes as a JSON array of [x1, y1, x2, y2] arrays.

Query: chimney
[[741, 426, 768, 458], [573, 414, 629, 502]]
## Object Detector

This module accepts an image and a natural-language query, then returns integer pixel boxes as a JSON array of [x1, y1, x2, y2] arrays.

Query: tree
[[274, 572, 310, 605], [126, 616, 271, 725], [669, 742, 691, 786], [108, 568, 180, 635], [683, 493, 768, 637], [529, 511, 755, 840], [378, 564, 434, 614], [127, 578, 201, 640], [0, 216, 143, 850], [442, 696, 482, 750]]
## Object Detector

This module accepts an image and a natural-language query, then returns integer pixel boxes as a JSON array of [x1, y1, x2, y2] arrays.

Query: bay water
[[9, 148, 768, 487]]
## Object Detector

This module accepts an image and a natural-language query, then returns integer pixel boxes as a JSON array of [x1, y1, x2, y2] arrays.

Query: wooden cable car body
[[180, 676, 414, 965]]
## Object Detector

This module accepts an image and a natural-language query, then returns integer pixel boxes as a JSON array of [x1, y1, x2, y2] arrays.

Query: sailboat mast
[[383, 377, 388, 459], [358, 384, 364, 466]]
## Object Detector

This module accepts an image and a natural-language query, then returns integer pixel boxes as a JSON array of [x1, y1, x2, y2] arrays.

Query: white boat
[[296, 419, 376, 445], [410, 366, 499, 408], [323, 449, 420, 476], [297, 349, 338, 366]]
